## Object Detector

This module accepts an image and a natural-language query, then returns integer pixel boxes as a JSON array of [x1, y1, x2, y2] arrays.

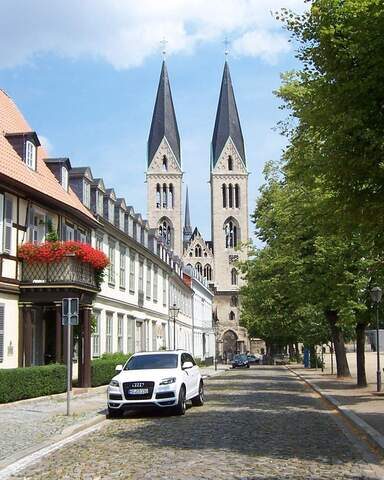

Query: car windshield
[[234, 354, 247, 361], [124, 354, 178, 370]]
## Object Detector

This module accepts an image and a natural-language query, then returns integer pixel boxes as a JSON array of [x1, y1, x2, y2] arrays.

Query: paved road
[[12, 367, 384, 479]]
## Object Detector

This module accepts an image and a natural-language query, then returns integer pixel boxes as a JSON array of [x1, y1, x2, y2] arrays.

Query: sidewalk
[[0, 365, 228, 470], [288, 354, 384, 453]]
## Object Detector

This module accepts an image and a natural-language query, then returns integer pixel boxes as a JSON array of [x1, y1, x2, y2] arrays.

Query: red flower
[[18, 241, 109, 270]]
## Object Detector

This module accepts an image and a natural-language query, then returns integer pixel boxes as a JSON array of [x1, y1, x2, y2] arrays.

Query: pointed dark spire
[[183, 187, 192, 244], [148, 61, 181, 166], [211, 61, 245, 168]]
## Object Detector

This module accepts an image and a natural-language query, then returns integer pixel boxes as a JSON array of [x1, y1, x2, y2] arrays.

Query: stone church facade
[[146, 60, 250, 360]]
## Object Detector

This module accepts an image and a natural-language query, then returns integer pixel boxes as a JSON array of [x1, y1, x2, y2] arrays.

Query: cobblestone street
[[13, 367, 384, 480]]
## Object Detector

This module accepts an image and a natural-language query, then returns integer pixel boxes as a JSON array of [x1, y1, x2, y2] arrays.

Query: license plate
[[128, 388, 148, 395]]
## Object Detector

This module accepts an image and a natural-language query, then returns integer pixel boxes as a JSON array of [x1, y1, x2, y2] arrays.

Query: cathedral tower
[[210, 61, 249, 356], [147, 61, 183, 256]]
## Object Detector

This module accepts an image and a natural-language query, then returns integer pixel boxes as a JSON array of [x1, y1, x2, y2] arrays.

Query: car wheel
[[191, 381, 204, 407], [107, 406, 123, 419], [247, 364, 250, 368], [174, 386, 186, 416]]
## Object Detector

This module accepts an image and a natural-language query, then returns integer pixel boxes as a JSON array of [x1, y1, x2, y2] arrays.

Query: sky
[[0, 0, 305, 241]]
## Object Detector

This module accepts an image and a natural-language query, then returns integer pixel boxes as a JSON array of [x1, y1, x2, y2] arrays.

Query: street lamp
[[169, 303, 180, 350], [370, 286, 382, 392]]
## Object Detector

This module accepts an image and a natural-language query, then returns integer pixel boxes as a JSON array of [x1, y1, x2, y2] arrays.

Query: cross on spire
[[160, 37, 168, 59], [223, 37, 230, 57]]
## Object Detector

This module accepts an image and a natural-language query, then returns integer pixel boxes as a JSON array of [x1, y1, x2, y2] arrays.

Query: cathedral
[[146, 60, 250, 359]]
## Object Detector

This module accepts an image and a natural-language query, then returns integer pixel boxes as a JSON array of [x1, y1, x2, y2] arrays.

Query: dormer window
[[97, 191, 103, 215], [26, 141, 36, 170], [83, 181, 91, 208], [61, 166, 68, 191]]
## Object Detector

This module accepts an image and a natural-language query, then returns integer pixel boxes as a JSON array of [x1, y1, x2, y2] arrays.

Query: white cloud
[[0, 0, 306, 69]]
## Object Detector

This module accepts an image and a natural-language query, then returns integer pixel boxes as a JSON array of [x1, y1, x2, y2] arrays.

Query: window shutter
[[0, 304, 4, 363], [4, 196, 13, 254]]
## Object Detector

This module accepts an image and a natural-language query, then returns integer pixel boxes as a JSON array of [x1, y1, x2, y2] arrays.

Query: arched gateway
[[222, 330, 238, 362]]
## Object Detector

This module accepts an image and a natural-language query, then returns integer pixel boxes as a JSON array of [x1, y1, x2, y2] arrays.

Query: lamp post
[[370, 286, 382, 392], [169, 303, 180, 350], [213, 316, 220, 371]]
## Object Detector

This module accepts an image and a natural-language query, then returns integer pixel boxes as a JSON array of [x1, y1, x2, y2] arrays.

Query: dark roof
[[148, 61, 180, 166], [44, 157, 72, 170], [211, 61, 245, 168]]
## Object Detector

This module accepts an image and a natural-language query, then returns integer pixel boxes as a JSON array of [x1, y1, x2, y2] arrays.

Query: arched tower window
[[228, 156, 233, 171], [195, 244, 202, 257], [162, 183, 168, 208], [229, 311, 236, 320], [156, 184, 161, 208], [231, 268, 238, 285], [162, 155, 168, 172], [169, 184, 174, 209], [222, 184, 227, 208], [230, 295, 238, 307], [204, 264, 212, 281], [228, 184, 233, 208], [195, 262, 203, 275], [224, 218, 239, 248], [235, 184, 240, 208], [158, 218, 172, 247]]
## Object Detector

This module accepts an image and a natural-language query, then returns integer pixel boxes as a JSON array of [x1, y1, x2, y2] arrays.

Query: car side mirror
[[115, 364, 123, 372], [182, 361, 193, 370]]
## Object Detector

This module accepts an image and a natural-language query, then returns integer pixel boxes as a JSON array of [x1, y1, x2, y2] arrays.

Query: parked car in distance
[[107, 351, 204, 418], [247, 354, 262, 365], [231, 354, 250, 369]]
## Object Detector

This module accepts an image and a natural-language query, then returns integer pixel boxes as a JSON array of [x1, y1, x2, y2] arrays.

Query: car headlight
[[159, 377, 176, 385], [109, 380, 119, 387]]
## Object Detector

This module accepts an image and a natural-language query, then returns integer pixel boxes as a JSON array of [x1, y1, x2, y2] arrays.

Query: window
[[195, 262, 203, 275], [229, 311, 236, 321], [25, 141, 36, 170], [230, 295, 238, 307], [228, 184, 233, 208], [61, 166, 68, 191], [117, 314, 124, 352], [224, 218, 239, 248], [162, 184, 168, 208], [119, 210, 125, 230], [96, 234, 103, 251], [64, 222, 74, 241], [156, 184, 161, 208], [146, 261, 152, 299], [228, 156, 233, 171], [108, 241, 115, 285], [3, 196, 13, 254], [153, 266, 158, 302], [139, 258, 144, 293], [126, 316, 135, 353], [162, 271, 167, 306], [119, 246, 126, 289], [204, 264, 212, 281], [158, 218, 172, 247], [162, 155, 168, 172], [222, 184, 227, 208], [92, 311, 100, 357], [83, 182, 91, 208], [231, 268, 238, 285], [108, 200, 114, 223], [195, 244, 202, 257], [235, 184, 240, 208], [129, 251, 136, 293], [106, 312, 113, 353], [169, 184, 174, 208], [152, 321, 157, 351], [0, 304, 4, 362], [97, 191, 104, 215]]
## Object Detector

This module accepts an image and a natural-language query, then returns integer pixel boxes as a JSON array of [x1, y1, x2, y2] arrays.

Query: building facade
[[146, 61, 250, 360]]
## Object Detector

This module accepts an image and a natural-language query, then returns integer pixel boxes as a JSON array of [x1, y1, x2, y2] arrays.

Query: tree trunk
[[356, 321, 367, 387], [288, 343, 294, 359], [326, 310, 351, 377]]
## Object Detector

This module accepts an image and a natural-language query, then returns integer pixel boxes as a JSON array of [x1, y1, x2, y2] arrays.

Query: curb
[[287, 366, 384, 454]]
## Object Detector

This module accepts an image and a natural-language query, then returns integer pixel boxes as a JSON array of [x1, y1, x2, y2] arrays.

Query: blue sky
[[0, 0, 304, 240]]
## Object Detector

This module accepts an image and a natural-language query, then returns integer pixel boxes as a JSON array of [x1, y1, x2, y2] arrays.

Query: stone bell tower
[[146, 61, 183, 256]]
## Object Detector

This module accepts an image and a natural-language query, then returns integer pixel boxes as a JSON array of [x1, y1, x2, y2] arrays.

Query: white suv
[[107, 350, 204, 417]]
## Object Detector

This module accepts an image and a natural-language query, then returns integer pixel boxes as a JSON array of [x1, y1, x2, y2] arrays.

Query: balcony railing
[[21, 255, 98, 290]]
